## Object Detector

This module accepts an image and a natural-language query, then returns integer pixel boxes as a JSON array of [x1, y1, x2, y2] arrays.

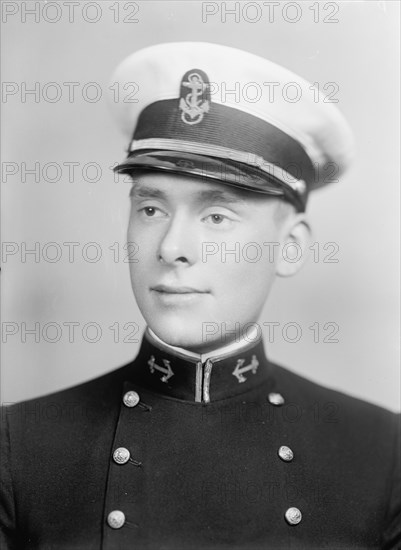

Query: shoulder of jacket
[[270, 360, 399, 425]]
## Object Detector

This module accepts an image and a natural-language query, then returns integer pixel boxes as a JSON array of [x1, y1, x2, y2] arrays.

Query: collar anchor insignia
[[148, 355, 174, 383], [232, 355, 259, 383], [179, 69, 210, 125]]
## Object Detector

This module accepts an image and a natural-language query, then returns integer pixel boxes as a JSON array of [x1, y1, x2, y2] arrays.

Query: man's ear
[[275, 214, 311, 277]]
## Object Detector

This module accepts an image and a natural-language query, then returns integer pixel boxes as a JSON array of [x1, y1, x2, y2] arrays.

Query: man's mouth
[[151, 284, 209, 295]]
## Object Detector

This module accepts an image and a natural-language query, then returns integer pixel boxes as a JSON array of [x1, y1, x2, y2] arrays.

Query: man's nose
[[157, 214, 197, 266]]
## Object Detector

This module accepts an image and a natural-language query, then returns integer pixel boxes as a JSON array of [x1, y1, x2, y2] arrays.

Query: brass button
[[285, 507, 302, 525], [268, 392, 285, 406], [113, 447, 130, 465], [278, 445, 294, 462], [107, 510, 125, 529], [123, 390, 140, 408]]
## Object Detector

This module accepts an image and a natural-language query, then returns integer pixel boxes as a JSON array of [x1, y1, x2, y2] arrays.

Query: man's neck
[[146, 325, 261, 363]]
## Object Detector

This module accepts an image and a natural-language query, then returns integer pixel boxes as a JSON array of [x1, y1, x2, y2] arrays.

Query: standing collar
[[129, 327, 270, 403], [146, 325, 261, 363]]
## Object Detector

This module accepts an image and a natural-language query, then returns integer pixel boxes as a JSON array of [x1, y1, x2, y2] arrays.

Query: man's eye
[[139, 206, 165, 218], [204, 213, 230, 225]]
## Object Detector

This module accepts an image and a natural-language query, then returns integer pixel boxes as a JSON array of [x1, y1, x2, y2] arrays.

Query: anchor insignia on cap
[[232, 355, 259, 383], [148, 355, 174, 383], [179, 69, 210, 125]]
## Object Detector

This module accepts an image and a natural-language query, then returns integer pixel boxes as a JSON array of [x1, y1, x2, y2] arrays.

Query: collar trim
[[146, 325, 261, 364], [131, 329, 268, 403]]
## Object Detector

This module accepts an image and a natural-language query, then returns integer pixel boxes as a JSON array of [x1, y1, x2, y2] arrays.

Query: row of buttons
[[268, 392, 302, 525], [113, 391, 144, 469], [107, 507, 302, 529], [268, 394, 295, 461], [106, 389, 302, 529], [106, 391, 142, 530]]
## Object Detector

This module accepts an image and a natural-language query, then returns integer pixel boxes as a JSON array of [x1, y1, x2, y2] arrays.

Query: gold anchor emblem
[[232, 355, 259, 383], [148, 355, 174, 383], [179, 71, 210, 125]]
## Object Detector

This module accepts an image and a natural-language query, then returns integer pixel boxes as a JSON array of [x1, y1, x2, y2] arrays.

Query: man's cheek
[[130, 233, 156, 265]]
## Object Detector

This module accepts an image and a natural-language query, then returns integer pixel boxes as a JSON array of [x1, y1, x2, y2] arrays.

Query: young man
[[1, 42, 399, 549]]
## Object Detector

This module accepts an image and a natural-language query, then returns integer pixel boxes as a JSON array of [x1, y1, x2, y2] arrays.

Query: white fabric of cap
[[110, 41, 354, 177]]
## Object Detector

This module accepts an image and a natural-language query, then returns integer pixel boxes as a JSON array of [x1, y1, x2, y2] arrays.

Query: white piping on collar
[[146, 325, 261, 363]]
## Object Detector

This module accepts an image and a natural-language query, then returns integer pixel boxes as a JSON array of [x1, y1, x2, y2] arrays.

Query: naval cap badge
[[179, 68, 210, 125]]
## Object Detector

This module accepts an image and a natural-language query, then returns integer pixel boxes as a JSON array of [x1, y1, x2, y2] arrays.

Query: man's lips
[[151, 284, 209, 294]]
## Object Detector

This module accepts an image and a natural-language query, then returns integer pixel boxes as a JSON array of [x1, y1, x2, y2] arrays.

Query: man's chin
[[146, 319, 220, 353], [149, 327, 204, 351]]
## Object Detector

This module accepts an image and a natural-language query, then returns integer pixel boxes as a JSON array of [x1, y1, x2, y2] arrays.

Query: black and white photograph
[[1, 1, 400, 548]]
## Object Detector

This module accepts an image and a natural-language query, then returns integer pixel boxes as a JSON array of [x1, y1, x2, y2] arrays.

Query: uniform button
[[123, 390, 140, 408], [268, 392, 285, 406], [107, 510, 125, 529], [278, 445, 294, 462], [285, 507, 302, 525], [113, 447, 130, 465]]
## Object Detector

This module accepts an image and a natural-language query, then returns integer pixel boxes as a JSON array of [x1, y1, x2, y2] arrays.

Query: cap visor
[[115, 151, 287, 195]]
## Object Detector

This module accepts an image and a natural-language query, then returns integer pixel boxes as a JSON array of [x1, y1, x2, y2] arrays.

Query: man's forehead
[[129, 172, 269, 204]]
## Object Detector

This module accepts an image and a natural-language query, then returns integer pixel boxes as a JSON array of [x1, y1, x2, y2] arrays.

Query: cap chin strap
[[129, 138, 307, 198]]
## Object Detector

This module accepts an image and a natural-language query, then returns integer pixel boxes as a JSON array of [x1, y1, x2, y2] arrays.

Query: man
[[1, 42, 400, 549]]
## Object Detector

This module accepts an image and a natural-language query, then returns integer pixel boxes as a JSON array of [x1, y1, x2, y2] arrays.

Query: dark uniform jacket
[[1, 331, 400, 549]]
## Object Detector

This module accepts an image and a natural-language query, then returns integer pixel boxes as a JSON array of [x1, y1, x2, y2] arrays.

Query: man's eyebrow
[[196, 188, 246, 204], [129, 186, 166, 199], [129, 185, 247, 203]]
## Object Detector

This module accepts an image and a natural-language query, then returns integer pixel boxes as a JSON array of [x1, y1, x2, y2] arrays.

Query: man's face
[[127, 172, 290, 351]]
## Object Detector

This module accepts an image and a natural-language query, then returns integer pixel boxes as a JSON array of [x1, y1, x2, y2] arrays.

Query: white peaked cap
[[110, 42, 355, 211]]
